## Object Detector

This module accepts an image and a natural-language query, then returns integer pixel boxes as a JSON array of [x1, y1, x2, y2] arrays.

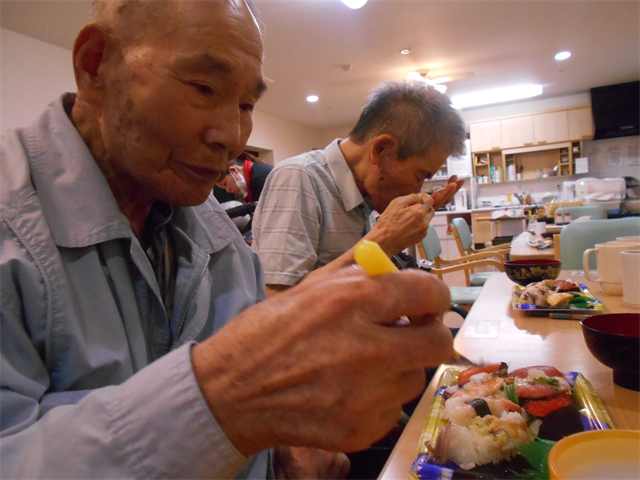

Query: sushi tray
[[512, 279, 605, 317], [409, 364, 612, 480]]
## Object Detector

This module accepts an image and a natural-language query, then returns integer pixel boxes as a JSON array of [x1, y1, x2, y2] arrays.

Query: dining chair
[[450, 217, 509, 287], [555, 204, 608, 222], [558, 217, 640, 269], [417, 223, 504, 307]]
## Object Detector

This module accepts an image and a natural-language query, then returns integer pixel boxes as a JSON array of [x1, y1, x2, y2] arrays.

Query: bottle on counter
[[507, 192, 512, 204]]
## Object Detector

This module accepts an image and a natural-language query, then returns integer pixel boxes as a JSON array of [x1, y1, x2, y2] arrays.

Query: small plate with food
[[410, 363, 612, 480], [512, 279, 605, 316]]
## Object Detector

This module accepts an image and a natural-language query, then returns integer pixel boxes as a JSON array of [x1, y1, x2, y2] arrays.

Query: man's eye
[[191, 83, 214, 95], [240, 103, 255, 113]]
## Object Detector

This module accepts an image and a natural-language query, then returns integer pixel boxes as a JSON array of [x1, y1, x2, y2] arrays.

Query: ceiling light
[[555, 51, 572, 61], [341, 0, 367, 9], [306, 95, 319, 103], [407, 71, 423, 81], [400, 49, 411, 55], [434, 84, 447, 94], [450, 85, 543, 110]]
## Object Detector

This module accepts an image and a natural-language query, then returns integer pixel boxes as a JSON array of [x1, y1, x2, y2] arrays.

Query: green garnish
[[513, 437, 557, 479], [505, 381, 519, 405], [533, 377, 559, 387]]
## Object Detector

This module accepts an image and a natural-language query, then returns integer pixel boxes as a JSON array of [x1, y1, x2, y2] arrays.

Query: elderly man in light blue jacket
[[0, 0, 455, 478]]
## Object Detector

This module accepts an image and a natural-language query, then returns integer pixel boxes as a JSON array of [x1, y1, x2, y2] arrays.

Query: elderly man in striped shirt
[[253, 81, 466, 296]]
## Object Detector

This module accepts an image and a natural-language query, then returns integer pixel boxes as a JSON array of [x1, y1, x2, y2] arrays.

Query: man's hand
[[191, 267, 453, 456], [273, 446, 350, 480], [364, 192, 435, 256], [430, 175, 465, 210]]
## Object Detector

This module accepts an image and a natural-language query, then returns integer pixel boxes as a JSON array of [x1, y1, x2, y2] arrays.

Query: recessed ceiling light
[[555, 51, 572, 61], [400, 49, 411, 55], [451, 85, 543, 110], [307, 95, 319, 103], [341, 0, 367, 9]]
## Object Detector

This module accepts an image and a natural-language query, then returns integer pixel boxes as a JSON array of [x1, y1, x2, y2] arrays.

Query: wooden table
[[510, 242, 556, 260], [379, 272, 640, 480]]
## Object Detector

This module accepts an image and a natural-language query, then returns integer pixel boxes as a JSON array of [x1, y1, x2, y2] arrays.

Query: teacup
[[617, 236, 640, 244], [621, 250, 640, 306], [583, 241, 639, 295]]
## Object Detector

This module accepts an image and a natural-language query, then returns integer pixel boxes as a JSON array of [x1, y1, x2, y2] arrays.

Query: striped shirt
[[252, 139, 373, 286]]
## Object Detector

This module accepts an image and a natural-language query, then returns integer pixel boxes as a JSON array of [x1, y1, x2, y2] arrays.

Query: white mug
[[583, 241, 639, 295], [533, 222, 547, 236], [621, 250, 640, 306], [617, 236, 640, 244]]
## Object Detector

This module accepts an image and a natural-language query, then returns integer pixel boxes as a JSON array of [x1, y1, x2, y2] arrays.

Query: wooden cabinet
[[533, 110, 568, 144], [431, 215, 454, 259], [470, 120, 501, 152], [501, 116, 534, 149], [470, 105, 592, 153], [568, 107, 594, 140], [471, 211, 493, 245]]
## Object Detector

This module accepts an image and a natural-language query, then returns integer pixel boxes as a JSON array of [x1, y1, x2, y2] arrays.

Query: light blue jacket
[[0, 95, 269, 478]]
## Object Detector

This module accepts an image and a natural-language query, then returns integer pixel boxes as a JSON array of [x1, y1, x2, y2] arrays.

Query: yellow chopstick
[[353, 239, 463, 363]]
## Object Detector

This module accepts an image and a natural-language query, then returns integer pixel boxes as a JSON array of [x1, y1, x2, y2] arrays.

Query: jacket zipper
[[172, 256, 210, 348]]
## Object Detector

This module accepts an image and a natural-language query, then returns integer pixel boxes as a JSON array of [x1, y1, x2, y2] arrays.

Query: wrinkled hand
[[192, 267, 453, 456], [273, 446, 350, 480], [365, 192, 435, 256], [430, 175, 465, 210]]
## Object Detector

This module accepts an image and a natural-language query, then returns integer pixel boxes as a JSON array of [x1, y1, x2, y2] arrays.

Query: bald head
[[89, 0, 262, 49]]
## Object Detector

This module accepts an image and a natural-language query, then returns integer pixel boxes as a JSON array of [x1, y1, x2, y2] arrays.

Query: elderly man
[[0, 1, 455, 479], [252, 81, 466, 296]]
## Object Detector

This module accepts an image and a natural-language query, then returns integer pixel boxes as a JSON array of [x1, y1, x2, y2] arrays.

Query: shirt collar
[[324, 139, 365, 212], [24, 94, 237, 253]]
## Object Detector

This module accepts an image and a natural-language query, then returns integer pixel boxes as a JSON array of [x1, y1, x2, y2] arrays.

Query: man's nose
[[202, 103, 243, 154]]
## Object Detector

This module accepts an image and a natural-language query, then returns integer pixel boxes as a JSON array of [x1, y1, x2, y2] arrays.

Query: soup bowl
[[580, 313, 640, 391], [504, 259, 562, 286]]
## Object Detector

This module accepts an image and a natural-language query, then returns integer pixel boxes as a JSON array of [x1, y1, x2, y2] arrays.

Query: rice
[[440, 412, 534, 470]]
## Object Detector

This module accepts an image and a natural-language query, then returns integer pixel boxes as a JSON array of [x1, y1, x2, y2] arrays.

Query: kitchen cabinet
[[501, 116, 534, 149], [533, 110, 568, 144], [470, 120, 501, 152], [473, 151, 504, 183], [471, 211, 493, 246], [431, 215, 455, 259], [470, 105, 592, 153], [568, 107, 594, 140]]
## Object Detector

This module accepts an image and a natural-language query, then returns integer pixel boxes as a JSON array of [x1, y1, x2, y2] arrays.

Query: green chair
[[418, 224, 504, 306], [450, 217, 508, 287], [559, 217, 640, 269], [555, 204, 608, 222]]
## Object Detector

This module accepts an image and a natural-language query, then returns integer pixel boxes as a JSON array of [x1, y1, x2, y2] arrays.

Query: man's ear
[[370, 134, 398, 165], [73, 24, 111, 106]]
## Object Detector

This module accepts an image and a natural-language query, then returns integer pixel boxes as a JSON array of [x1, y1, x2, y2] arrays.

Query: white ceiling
[[2, 0, 639, 130]]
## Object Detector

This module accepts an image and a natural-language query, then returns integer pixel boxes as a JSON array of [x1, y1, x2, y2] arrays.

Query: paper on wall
[[575, 157, 589, 174]]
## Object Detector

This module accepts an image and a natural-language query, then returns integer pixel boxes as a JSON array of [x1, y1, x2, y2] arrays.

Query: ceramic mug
[[533, 222, 547, 236], [583, 242, 640, 295], [621, 250, 640, 306], [617, 236, 640, 244]]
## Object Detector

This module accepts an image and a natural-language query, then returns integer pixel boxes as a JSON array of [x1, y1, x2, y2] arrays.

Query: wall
[[1, 28, 324, 165], [319, 126, 352, 148], [248, 110, 323, 165], [1, 28, 77, 132]]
